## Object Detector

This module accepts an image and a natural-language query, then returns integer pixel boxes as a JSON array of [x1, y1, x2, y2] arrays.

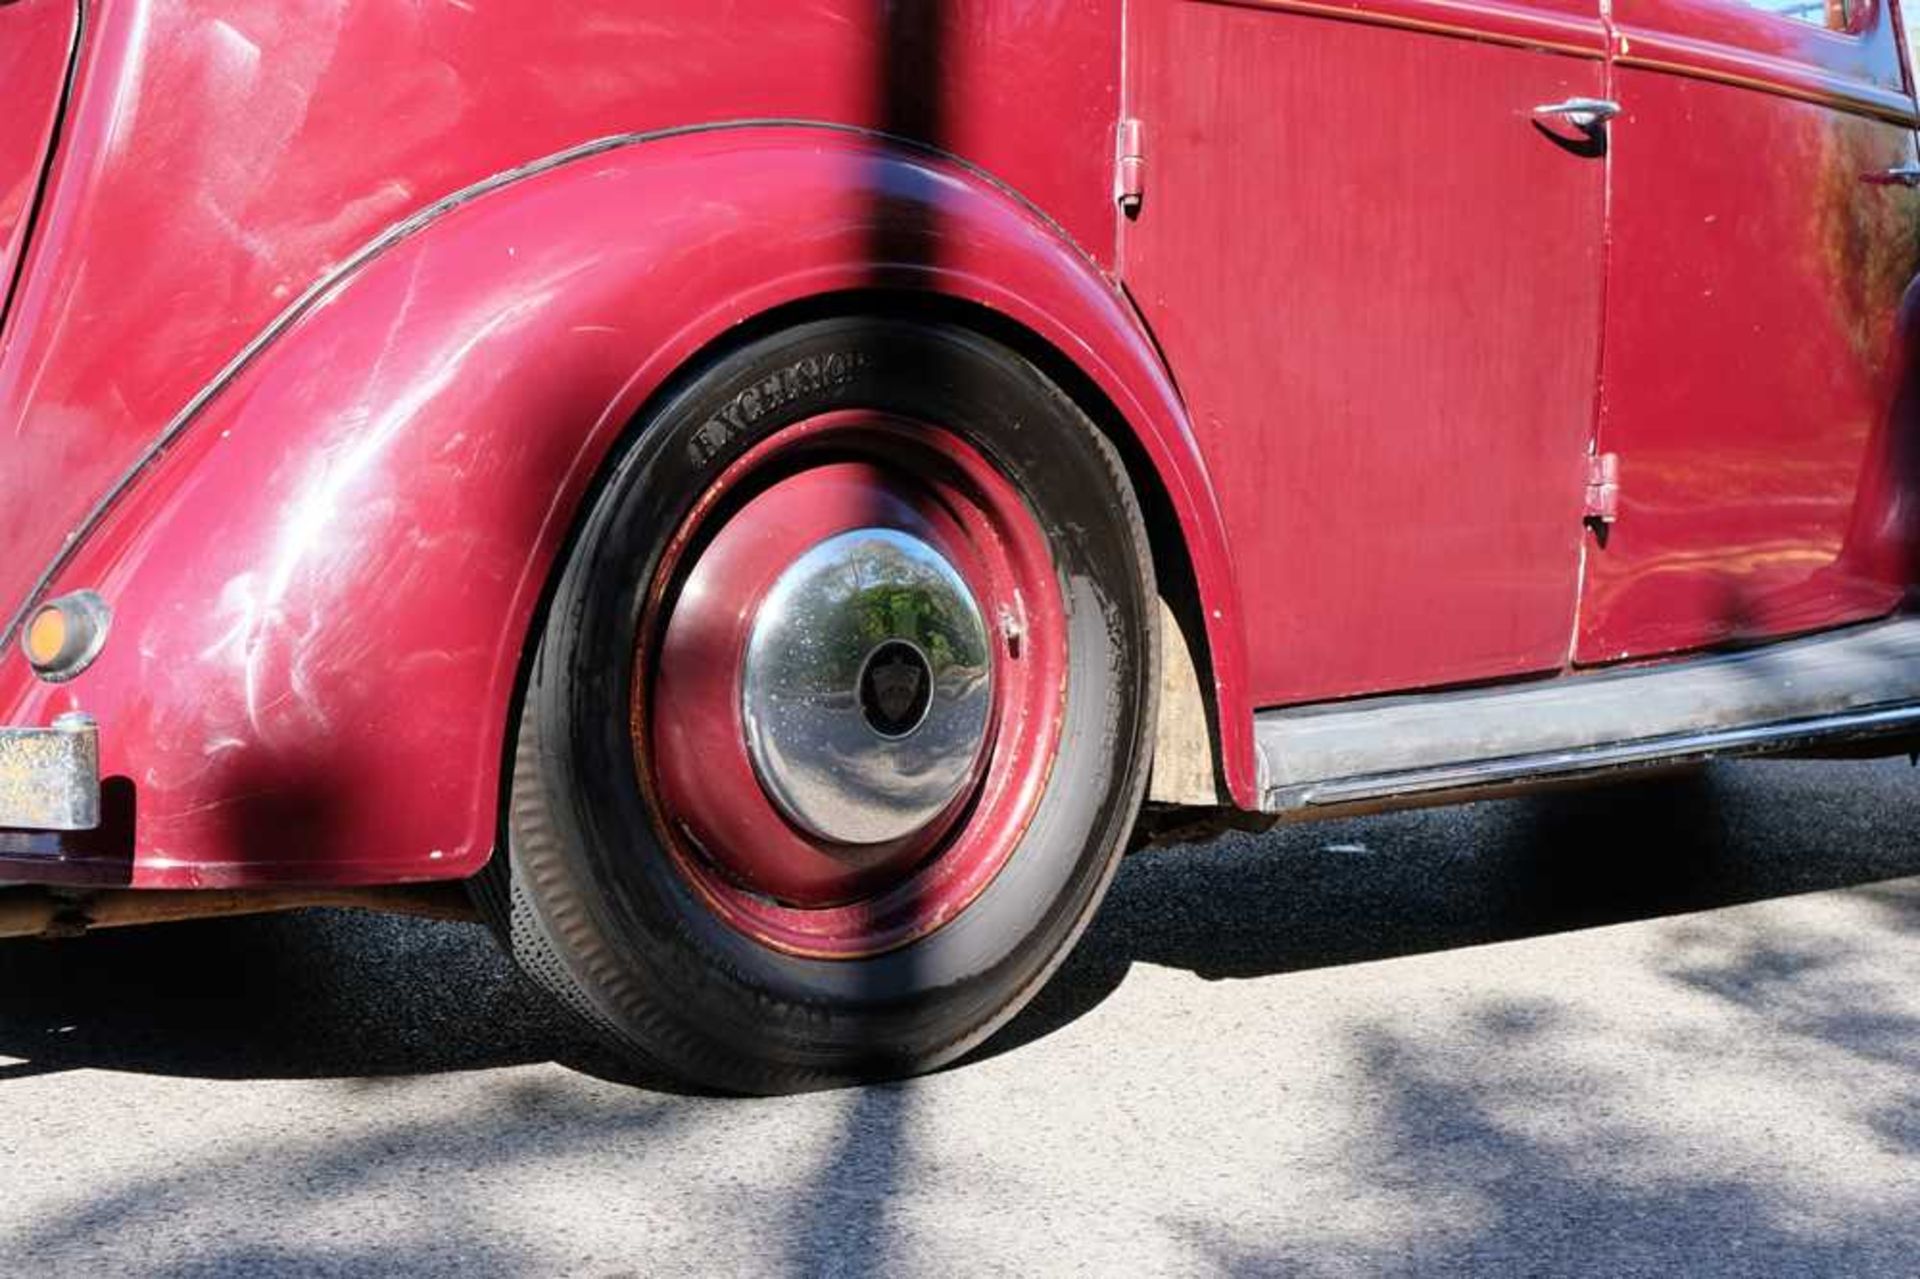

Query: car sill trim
[[1256, 614, 1920, 811], [1265, 702, 1920, 810]]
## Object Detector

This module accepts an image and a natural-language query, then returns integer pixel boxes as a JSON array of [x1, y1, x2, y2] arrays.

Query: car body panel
[[0, 0, 1122, 648], [0, 127, 1254, 888], [0, 0, 76, 327], [1575, 0, 1920, 659], [1, 0, 1917, 891], [1123, 0, 1611, 705]]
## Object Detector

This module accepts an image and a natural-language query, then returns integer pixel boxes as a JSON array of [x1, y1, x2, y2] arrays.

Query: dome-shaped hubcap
[[743, 529, 994, 846]]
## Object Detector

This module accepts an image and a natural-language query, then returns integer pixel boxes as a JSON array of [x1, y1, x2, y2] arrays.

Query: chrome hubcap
[[742, 528, 993, 845]]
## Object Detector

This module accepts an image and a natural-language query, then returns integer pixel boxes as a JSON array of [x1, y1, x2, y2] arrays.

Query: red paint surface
[[0, 2, 1260, 886], [0, 128, 1251, 888], [1124, 0, 1610, 704], [1579, 0, 1920, 659], [0, 0, 74, 325], [0, 0, 1121, 643], [2, 0, 1918, 889]]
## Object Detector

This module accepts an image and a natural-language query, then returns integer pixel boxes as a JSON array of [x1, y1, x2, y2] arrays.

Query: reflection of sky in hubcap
[[742, 529, 992, 846]]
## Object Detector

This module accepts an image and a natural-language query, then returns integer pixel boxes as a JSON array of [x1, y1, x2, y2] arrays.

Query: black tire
[[483, 316, 1157, 1094]]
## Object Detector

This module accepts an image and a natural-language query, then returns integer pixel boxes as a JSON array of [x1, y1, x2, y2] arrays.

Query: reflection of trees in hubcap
[[742, 528, 994, 846], [778, 537, 989, 695]]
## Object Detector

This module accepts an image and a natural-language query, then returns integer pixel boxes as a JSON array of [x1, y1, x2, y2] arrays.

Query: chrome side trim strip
[[1266, 703, 1920, 810], [1256, 615, 1920, 811]]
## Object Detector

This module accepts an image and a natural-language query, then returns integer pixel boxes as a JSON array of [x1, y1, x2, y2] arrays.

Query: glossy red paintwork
[[2, 0, 1917, 889], [1125, 0, 1610, 704], [647, 416, 1065, 956], [0, 126, 1251, 887], [0, 0, 1120, 639], [1579, 0, 1920, 659], [0, 0, 73, 323]]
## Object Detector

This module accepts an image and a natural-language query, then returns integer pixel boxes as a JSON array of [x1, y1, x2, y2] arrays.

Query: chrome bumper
[[0, 714, 99, 831]]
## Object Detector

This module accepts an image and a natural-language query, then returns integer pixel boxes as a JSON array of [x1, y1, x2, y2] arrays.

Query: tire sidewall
[[521, 316, 1155, 1086]]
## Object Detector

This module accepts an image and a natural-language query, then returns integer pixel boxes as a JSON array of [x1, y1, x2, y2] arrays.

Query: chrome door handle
[[1865, 164, 1920, 187], [1532, 97, 1621, 129]]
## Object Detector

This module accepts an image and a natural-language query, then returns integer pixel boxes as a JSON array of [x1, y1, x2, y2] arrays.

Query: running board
[[1255, 616, 1920, 812]]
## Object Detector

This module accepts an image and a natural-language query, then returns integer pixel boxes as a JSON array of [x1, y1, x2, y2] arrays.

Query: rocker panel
[[1257, 615, 1920, 810]]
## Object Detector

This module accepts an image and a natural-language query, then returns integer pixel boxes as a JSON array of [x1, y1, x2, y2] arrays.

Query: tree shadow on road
[[0, 1073, 700, 1274], [1162, 990, 1920, 1276], [0, 907, 611, 1083], [0, 762, 1913, 1274], [981, 759, 1920, 1063], [0, 760, 1911, 1089]]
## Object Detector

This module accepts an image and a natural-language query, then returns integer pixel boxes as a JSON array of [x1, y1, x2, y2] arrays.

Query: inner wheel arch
[[484, 289, 1227, 871]]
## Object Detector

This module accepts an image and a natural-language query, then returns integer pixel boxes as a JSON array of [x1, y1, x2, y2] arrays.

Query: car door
[[1575, 0, 1920, 661], [1122, 0, 1612, 707], [0, 0, 77, 332]]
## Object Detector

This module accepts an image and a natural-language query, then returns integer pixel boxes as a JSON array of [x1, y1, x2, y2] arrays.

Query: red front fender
[[1, 125, 1251, 888]]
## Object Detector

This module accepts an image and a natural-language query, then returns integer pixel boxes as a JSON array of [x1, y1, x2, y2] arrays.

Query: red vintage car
[[1, 0, 1916, 1092]]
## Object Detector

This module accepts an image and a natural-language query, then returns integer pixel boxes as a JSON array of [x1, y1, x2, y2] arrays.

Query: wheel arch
[[3, 124, 1252, 889], [561, 285, 1247, 812]]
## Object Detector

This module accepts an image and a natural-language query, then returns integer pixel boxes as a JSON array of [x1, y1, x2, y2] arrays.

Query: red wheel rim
[[636, 411, 1065, 958]]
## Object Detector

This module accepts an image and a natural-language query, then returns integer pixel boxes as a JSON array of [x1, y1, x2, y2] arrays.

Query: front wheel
[[488, 316, 1157, 1093]]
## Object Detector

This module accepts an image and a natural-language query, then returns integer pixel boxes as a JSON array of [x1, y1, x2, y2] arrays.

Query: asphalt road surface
[[1, 758, 1916, 1276]]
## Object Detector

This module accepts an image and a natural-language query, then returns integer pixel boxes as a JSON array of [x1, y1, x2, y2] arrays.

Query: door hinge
[[1114, 117, 1145, 217], [1584, 451, 1620, 525]]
